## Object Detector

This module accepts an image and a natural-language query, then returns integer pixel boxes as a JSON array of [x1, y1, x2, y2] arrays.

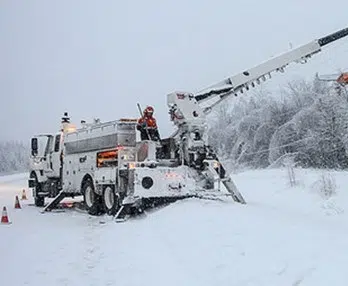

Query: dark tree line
[[0, 140, 29, 173]]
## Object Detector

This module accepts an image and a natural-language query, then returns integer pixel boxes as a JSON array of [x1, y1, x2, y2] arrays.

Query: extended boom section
[[195, 26, 348, 113], [318, 27, 348, 47]]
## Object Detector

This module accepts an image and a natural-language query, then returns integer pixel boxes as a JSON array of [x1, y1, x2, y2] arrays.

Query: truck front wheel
[[34, 195, 45, 207], [31, 174, 45, 207], [82, 179, 103, 215]]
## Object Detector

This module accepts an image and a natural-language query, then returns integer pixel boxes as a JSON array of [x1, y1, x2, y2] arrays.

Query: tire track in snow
[[79, 216, 106, 285]]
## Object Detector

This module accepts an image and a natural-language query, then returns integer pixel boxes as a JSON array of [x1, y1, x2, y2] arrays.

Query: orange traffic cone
[[21, 189, 28, 200], [1, 206, 11, 224], [14, 195, 21, 209]]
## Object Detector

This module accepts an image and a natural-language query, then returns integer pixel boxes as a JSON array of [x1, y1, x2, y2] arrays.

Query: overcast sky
[[1, 0, 348, 141]]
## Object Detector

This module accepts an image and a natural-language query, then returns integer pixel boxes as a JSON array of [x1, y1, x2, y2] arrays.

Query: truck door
[[46, 134, 62, 178]]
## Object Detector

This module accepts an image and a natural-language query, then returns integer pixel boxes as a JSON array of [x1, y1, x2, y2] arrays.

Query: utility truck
[[29, 112, 236, 220], [28, 26, 348, 221]]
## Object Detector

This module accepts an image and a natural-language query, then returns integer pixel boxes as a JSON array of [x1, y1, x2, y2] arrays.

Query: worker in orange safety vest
[[136, 106, 161, 141]]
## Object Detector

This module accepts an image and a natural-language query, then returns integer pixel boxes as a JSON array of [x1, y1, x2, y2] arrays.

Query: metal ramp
[[220, 176, 246, 204], [41, 190, 66, 212], [114, 204, 133, 222], [203, 159, 246, 204], [114, 195, 198, 222]]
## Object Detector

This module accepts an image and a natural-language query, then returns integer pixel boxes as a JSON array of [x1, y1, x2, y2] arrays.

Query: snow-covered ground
[[1, 168, 348, 286]]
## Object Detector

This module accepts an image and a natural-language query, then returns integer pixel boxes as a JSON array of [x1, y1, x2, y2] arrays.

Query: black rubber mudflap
[[114, 196, 192, 222]]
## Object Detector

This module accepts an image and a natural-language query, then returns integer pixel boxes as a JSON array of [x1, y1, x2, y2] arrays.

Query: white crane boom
[[194, 27, 348, 113]]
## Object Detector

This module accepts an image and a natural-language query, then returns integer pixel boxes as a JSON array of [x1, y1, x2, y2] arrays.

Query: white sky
[[1, 0, 348, 141]]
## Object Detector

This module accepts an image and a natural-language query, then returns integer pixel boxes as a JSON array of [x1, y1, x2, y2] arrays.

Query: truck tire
[[31, 173, 45, 207], [35, 195, 45, 207], [82, 179, 103, 215], [102, 186, 121, 216]]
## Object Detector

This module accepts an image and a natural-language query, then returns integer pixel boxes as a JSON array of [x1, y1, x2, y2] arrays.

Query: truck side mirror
[[31, 138, 38, 156]]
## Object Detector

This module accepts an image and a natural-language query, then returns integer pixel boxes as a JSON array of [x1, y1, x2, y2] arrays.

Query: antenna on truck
[[61, 112, 70, 124]]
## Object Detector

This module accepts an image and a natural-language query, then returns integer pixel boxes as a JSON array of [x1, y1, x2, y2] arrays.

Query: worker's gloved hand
[[137, 122, 146, 130]]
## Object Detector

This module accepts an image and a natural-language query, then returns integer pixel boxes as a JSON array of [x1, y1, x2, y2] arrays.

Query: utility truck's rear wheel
[[82, 179, 103, 215], [103, 186, 121, 216]]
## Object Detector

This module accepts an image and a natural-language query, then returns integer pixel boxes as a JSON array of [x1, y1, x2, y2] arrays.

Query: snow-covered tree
[[208, 75, 348, 170]]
